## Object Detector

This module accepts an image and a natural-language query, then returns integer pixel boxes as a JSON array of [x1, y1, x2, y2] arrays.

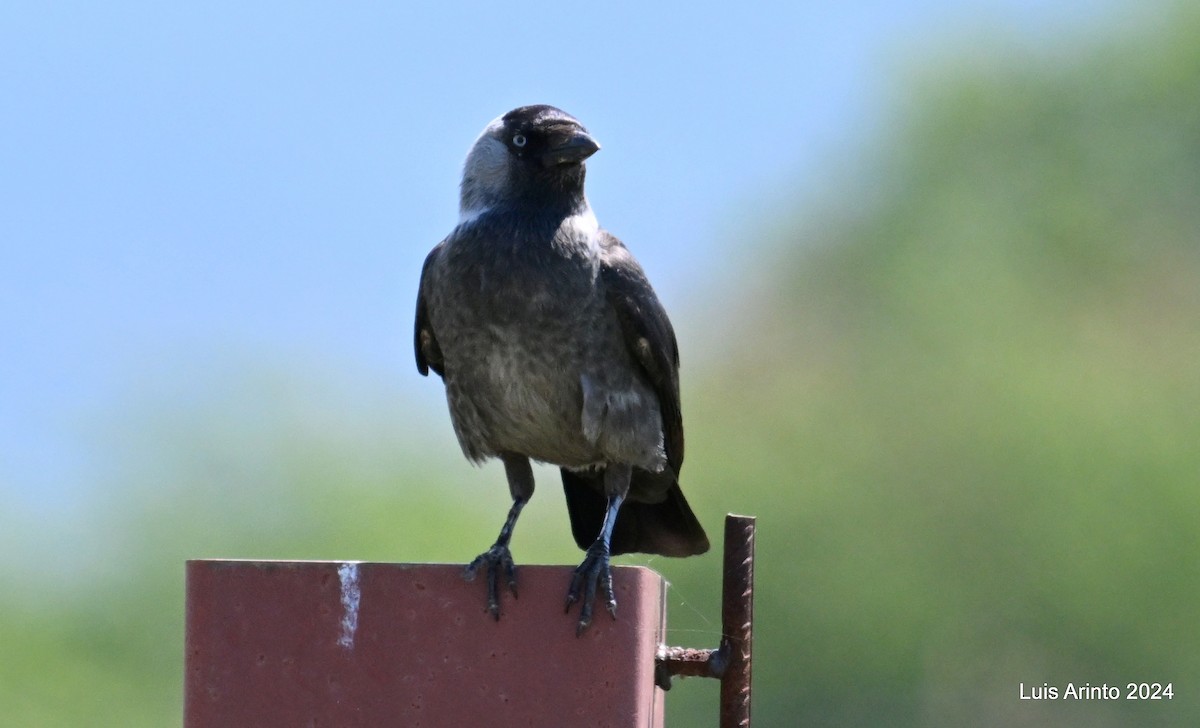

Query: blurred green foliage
[[671, 6, 1200, 726], [4, 5, 1200, 726]]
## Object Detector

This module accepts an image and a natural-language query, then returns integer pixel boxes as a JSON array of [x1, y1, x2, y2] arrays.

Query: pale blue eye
[[512, 134, 527, 148]]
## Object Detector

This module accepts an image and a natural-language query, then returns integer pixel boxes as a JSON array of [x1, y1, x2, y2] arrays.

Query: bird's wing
[[414, 242, 445, 377], [597, 231, 684, 472]]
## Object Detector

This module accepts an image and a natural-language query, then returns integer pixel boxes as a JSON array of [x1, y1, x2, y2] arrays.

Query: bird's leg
[[464, 454, 533, 620], [565, 463, 630, 635], [464, 497, 525, 619]]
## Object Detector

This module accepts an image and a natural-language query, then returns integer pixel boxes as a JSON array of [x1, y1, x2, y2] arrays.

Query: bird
[[414, 105, 709, 634]]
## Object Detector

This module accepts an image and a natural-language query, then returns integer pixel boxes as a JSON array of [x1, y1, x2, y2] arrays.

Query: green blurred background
[[4, 2, 1199, 726]]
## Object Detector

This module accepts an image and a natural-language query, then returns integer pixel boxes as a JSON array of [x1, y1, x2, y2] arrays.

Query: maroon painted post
[[184, 562, 668, 727]]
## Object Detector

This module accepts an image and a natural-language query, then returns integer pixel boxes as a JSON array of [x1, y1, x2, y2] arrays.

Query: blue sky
[[2, 1, 1125, 511]]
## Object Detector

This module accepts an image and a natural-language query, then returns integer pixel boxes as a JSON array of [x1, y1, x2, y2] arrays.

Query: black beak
[[540, 128, 600, 167]]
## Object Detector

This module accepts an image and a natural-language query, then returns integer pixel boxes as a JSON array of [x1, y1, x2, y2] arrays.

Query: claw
[[565, 539, 616, 635], [564, 577, 580, 613]]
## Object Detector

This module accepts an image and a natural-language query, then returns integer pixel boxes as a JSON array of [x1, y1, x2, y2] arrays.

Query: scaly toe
[[567, 540, 617, 635], [465, 543, 518, 619]]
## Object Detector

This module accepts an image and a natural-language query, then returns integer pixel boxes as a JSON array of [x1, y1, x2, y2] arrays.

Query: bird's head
[[459, 105, 600, 221]]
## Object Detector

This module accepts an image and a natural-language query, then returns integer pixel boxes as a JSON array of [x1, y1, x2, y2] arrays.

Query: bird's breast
[[428, 222, 646, 467]]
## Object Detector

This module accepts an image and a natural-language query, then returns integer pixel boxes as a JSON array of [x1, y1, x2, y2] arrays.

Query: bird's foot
[[463, 542, 518, 620], [564, 538, 616, 635]]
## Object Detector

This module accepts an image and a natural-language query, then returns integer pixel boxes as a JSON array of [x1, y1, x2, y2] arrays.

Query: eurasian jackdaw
[[414, 105, 708, 634]]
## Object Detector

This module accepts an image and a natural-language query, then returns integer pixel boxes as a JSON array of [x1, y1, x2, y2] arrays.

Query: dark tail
[[561, 468, 709, 557]]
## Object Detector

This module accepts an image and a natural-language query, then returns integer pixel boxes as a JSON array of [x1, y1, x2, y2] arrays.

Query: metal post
[[718, 514, 755, 728], [656, 513, 756, 727]]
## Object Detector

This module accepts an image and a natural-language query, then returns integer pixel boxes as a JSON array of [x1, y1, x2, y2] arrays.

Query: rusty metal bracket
[[656, 514, 756, 728]]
